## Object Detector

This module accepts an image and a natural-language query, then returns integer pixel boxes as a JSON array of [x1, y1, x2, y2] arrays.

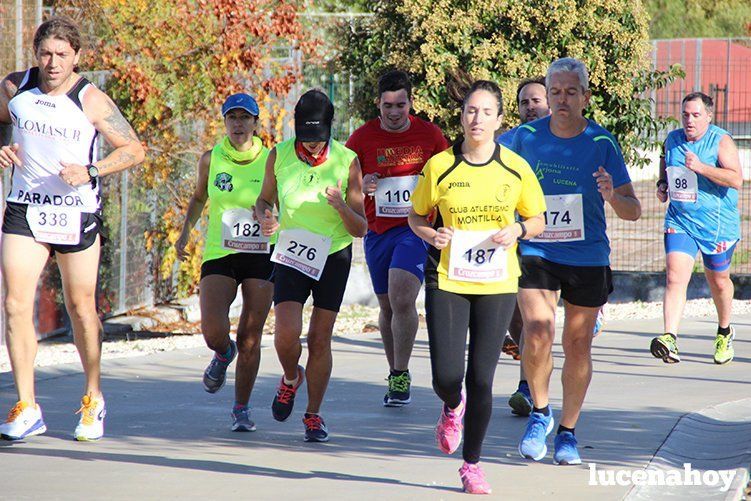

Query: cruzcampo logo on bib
[[214, 172, 234, 192]]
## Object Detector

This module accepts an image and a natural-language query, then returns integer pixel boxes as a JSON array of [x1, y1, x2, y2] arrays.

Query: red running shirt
[[346, 115, 449, 234]]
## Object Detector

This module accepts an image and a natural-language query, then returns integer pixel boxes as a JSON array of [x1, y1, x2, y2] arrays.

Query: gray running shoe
[[203, 340, 237, 393], [231, 407, 256, 432]]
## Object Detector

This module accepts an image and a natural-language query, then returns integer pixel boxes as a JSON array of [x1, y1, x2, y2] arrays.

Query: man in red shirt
[[346, 70, 448, 406]]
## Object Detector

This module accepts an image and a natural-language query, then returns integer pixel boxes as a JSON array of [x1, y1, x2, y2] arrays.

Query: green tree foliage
[[646, 0, 751, 39], [338, 0, 684, 168]]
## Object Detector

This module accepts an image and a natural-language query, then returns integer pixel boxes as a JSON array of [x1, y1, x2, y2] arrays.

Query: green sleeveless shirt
[[274, 138, 357, 254], [203, 136, 270, 263]]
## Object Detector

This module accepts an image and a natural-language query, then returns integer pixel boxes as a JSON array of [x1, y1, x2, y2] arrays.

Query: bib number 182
[[232, 222, 260, 238]]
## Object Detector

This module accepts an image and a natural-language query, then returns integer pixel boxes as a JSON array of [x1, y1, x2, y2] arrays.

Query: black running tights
[[425, 288, 517, 464]]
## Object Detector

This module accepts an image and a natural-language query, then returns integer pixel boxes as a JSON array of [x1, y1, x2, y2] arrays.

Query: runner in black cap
[[255, 89, 367, 442]]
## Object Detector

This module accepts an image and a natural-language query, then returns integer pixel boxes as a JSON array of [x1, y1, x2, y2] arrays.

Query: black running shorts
[[519, 255, 612, 307], [200, 249, 275, 283], [272, 245, 352, 312], [2, 201, 104, 254]]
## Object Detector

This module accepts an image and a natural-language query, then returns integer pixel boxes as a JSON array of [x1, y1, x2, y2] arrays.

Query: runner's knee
[[706, 272, 732, 292], [666, 266, 691, 287], [236, 334, 261, 355], [562, 334, 591, 358], [4, 295, 34, 321], [388, 292, 417, 315], [523, 319, 554, 344], [306, 331, 332, 357], [432, 373, 462, 402], [65, 296, 98, 324]]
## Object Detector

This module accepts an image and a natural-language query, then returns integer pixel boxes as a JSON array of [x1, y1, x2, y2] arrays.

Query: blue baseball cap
[[221, 93, 259, 117]]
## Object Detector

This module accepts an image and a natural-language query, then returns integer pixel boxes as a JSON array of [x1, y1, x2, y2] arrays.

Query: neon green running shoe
[[713, 327, 735, 365], [383, 371, 411, 407], [650, 334, 680, 363]]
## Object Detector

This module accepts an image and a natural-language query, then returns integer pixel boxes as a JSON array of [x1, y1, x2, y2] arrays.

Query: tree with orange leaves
[[55, 0, 317, 296]]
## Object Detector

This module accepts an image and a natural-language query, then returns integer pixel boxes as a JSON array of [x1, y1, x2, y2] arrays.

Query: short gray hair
[[546, 57, 589, 92]]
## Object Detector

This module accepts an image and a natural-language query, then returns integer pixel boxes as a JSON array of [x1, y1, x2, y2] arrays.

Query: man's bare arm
[[84, 87, 145, 175], [0, 72, 24, 124]]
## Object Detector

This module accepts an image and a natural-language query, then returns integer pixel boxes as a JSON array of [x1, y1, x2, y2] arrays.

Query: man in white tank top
[[0, 17, 144, 442]]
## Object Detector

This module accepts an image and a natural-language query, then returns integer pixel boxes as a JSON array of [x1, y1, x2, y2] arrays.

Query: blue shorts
[[664, 232, 737, 272], [364, 225, 427, 295]]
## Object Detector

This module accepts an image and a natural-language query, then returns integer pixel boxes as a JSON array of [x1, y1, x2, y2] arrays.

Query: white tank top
[[6, 68, 100, 211]]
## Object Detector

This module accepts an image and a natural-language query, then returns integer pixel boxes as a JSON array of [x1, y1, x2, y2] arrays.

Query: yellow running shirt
[[412, 143, 545, 295]]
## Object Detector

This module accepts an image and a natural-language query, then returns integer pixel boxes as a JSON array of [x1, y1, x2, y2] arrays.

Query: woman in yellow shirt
[[408, 80, 546, 494]]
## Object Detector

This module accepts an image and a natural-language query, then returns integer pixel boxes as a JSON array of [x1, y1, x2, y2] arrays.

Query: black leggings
[[426, 288, 517, 464]]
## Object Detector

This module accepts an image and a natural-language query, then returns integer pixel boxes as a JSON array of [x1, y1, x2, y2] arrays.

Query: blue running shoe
[[508, 383, 533, 417], [518, 412, 554, 461], [303, 413, 329, 442], [553, 431, 581, 465]]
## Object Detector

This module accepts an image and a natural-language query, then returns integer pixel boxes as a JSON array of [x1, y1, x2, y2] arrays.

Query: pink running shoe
[[459, 462, 492, 495], [435, 394, 465, 454]]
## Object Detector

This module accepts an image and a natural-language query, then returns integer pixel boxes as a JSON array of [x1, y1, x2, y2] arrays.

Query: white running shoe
[[0, 401, 47, 440], [73, 394, 106, 441]]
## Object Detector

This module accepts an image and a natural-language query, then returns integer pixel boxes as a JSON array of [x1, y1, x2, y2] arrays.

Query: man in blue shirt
[[511, 58, 641, 466], [652, 92, 742, 365]]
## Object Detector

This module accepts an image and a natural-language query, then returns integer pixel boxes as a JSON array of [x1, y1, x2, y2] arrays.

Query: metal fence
[[0, 0, 42, 73]]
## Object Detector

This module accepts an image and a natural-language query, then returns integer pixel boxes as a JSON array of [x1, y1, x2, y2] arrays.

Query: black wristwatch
[[656, 179, 667, 189], [517, 221, 527, 240], [87, 164, 99, 186]]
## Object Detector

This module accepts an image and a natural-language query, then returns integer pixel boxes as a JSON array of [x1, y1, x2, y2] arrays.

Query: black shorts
[[272, 245, 352, 312], [200, 248, 275, 283], [2, 201, 104, 254], [519, 255, 612, 307]]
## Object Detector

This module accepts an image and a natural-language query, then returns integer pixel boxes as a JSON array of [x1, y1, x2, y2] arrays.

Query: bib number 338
[[271, 229, 332, 281], [448, 229, 507, 282], [25, 206, 81, 245]]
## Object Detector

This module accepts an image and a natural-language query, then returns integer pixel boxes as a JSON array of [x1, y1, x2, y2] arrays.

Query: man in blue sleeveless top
[[651, 92, 743, 365]]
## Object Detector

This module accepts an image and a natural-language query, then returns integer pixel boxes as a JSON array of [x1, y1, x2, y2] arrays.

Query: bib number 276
[[271, 229, 332, 281], [285, 240, 318, 261]]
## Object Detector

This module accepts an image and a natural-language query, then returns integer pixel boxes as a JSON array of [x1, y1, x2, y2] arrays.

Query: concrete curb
[[624, 398, 751, 500]]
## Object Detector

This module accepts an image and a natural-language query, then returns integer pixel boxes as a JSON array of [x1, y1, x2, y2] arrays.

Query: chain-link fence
[[0, 0, 42, 73]]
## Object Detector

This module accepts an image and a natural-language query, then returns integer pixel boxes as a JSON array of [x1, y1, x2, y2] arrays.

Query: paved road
[[1, 315, 749, 500]]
